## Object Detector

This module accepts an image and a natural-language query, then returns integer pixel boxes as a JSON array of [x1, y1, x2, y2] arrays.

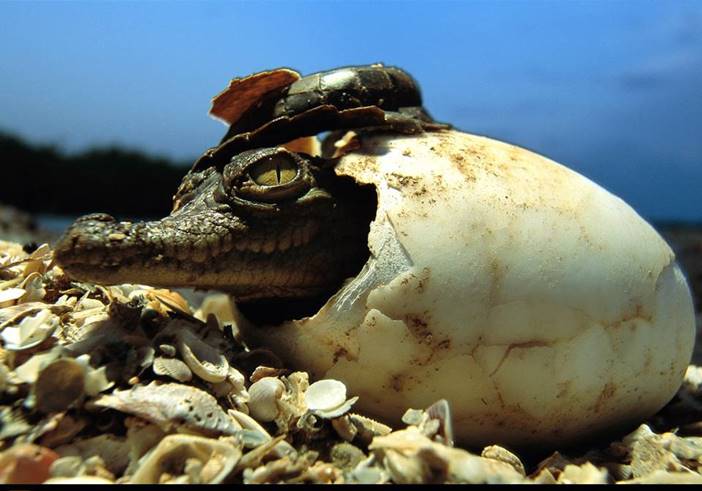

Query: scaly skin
[[54, 65, 441, 302], [54, 147, 376, 301]]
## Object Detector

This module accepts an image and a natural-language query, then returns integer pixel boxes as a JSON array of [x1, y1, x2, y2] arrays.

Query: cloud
[[618, 50, 702, 91]]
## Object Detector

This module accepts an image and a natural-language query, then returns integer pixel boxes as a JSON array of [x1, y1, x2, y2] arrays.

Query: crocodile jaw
[[53, 211, 341, 300]]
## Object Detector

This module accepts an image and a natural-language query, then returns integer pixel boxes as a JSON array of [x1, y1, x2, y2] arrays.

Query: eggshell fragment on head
[[242, 129, 696, 448]]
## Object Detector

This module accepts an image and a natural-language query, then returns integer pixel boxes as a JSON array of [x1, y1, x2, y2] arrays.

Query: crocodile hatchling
[[54, 64, 447, 315], [52, 64, 696, 447]]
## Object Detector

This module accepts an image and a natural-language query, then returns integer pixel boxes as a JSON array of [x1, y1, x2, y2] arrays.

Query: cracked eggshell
[[242, 129, 696, 448]]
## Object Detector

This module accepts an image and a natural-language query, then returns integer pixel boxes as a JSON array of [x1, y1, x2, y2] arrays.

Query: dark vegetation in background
[[0, 131, 189, 218]]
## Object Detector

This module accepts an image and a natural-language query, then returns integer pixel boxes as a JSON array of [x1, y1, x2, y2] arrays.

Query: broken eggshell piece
[[241, 129, 696, 448]]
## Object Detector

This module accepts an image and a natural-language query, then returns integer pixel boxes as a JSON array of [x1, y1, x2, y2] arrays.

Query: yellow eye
[[249, 159, 298, 186]]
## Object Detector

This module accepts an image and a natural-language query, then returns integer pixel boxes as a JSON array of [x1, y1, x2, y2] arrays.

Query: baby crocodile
[[54, 65, 444, 305]]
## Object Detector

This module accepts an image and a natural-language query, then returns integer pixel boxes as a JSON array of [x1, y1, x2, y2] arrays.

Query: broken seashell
[[228, 409, 270, 438], [14, 348, 60, 384], [48, 455, 83, 479], [1, 309, 59, 351], [157, 343, 177, 357], [370, 426, 524, 484], [194, 292, 237, 325], [123, 419, 166, 476], [557, 463, 609, 484], [247, 376, 285, 422], [91, 382, 240, 436], [0, 302, 69, 330], [0, 406, 32, 440], [330, 442, 366, 470], [148, 288, 192, 316], [0, 287, 25, 308], [43, 476, 115, 484], [177, 328, 229, 383], [0, 443, 59, 484], [235, 435, 297, 475], [73, 354, 114, 396], [153, 356, 193, 382], [55, 434, 130, 476], [130, 434, 241, 484], [348, 413, 393, 446], [481, 445, 525, 476], [345, 456, 390, 484], [618, 470, 702, 484], [304, 378, 358, 419], [425, 399, 454, 447], [250, 365, 286, 383], [34, 358, 85, 413], [19, 272, 46, 302], [39, 413, 88, 448], [331, 415, 358, 442]]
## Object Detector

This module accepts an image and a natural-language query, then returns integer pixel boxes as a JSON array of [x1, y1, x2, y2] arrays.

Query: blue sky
[[1, 0, 700, 221]]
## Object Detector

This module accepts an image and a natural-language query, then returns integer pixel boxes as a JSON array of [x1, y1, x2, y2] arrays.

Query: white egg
[[241, 129, 695, 448]]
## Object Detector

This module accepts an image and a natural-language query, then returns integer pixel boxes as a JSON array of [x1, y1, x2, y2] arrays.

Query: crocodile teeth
[[220, 234, 234, 253], [277, 230, 292, 252]]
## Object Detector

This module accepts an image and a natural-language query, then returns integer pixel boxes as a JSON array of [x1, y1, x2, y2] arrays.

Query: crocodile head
[[54, 146, 376, 302], [54, 64, 445, 311]]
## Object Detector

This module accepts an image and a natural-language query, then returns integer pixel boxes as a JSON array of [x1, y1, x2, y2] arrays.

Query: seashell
[[242, 129, 696, 447], [43, 476, 115, 484], [34, 358, 85, 413], [148, 288, 192, 316], [39, 413, 88, 448], [14, 347, 64, 384], [304, 379, 358, 419], [247, 376, 285, 422], [48, 456, 82, 478], [123, 419, 166, 476], [72, 354, 114, 396], [1, 309, 59, 351], [0, 287, 25, 308], [194, 292, 238, 325], [660, 432, 702, 461], [130, 434, 241, 484], [369, 426, 524, 484], [480, 445, 525, 477], [331, 415, 358, 442], [55, 435, 129, 476], [157, 344, 177, 357], [74, 297, 105, 311], [250, 365, 286, 383], [618, 470, 702, 484], [0, 362, 9, 392], [425, 399, 453, 447], [228, 366, 247, 390], [0, 302, 70, 330], [70, 306, 108, 327], [234, 435, 297, 475], [228, 409, 271, 439], [0, 443, 59, 484], [0, 406, 32, 440], [176, 328, 229, 383], [152, 356, 193, 382], [346, 456, 389, 484], [297, 461, 341, 484], [348, 413, 393, 446], [19, 272, 45, 302], [557, 463, 609, 484], [91, 382, 240, 436], [382, 447, 433, 484], [330, 442, 366, 470]]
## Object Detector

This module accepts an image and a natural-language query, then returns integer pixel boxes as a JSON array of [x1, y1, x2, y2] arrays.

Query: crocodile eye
[[249, 159, 299, 186], [224, 149, 316, 205]]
